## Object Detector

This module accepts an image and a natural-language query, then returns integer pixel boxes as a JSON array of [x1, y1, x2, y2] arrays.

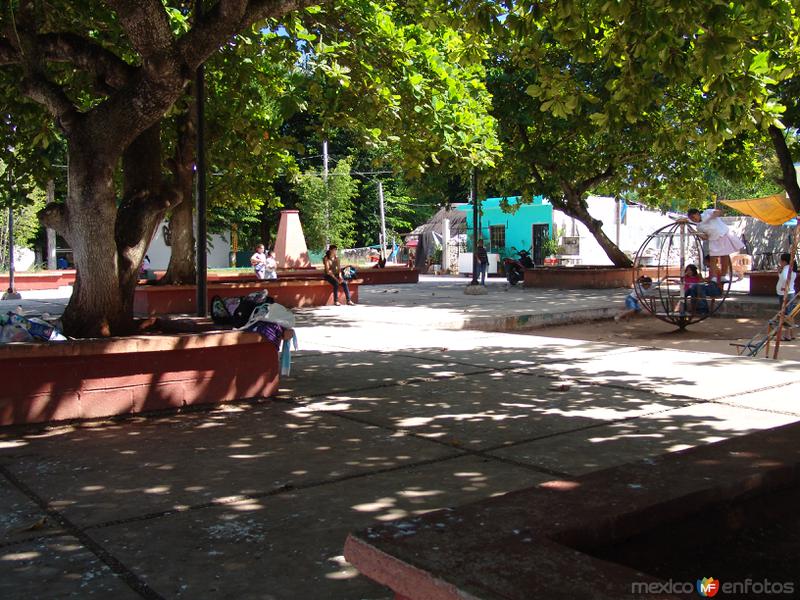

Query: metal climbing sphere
[[633, 219, 731, 329]]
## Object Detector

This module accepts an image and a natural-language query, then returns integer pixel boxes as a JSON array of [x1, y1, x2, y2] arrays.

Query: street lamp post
[[464, 168, 487, 295], [195, 0, 208, 317], [4, 180, 21, 300]]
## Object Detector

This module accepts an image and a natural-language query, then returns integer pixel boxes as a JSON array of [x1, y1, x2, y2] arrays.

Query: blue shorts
[[625, 296, 641, 311]]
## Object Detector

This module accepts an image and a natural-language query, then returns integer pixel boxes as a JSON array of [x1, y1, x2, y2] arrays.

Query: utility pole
[[464, 168, 486, 294], [470, 169, 479, 285], [323, 139, 330, 247], [4, 169, 21, 300], [442, 216, 450, 273], [377, 180, 387, 258], [195, 0, 208, 317], [46, 179, 57, 270]]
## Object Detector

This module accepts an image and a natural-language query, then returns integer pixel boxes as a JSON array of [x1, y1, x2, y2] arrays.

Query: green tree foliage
[[354, 179, 416, 247], [705, 134, 787, 203], [287, 1, 501, 173], [0, 1, 501, 336], [0, 160, 47, 270], [0, 189, 46, 271], [486, 20, 708, 265], [507, 0, 800, 209], [296, 158, 359, 251], [0, 0, 322, 336]]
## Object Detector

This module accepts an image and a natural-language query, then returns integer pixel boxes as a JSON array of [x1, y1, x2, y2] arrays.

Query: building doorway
[[531, 223, 549, 266]]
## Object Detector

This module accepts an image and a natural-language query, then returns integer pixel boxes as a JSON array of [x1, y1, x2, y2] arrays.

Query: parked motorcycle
[[503, 250, 534, 286]]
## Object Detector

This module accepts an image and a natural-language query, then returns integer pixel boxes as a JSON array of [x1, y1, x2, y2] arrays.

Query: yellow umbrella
[[720, 193, 797, 225]]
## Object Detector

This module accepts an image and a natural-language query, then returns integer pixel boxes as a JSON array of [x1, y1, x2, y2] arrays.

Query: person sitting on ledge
[[323, 244, 356, 306]]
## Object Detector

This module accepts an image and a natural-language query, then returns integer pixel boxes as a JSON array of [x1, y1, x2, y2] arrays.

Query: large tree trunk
[[556, 191, 633, 267], [43, 125, 175, 338], [769, 125, 800, 212], [117, 124, 174, 315], [163, 196, 196, 283], [11, 0, 321, 338], [163, 100, 197, 284], [58, 145, 126, 337]]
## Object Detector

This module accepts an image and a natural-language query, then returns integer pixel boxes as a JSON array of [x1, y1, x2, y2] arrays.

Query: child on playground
[[615, 276, 655, 321], [251, 243, 268, 280], [264, 250, 278, 280], [680, 264, 705, 315], [777, 253, 798, 341], [687, 208, 744, 286]]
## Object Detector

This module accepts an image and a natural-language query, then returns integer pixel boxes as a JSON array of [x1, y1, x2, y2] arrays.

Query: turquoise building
[[456, 196, 554, 265]]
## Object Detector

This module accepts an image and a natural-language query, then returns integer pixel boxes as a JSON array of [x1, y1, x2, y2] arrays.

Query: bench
[[0, 331, 279, 426], [344, 422, 800, 599]]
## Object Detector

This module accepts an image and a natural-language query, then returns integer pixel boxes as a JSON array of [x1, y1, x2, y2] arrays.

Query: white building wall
[[551, 196, 677, 265], [145, 221, 231, 270]]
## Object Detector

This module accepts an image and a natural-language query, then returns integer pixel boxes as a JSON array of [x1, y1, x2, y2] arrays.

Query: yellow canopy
[[720, 194, 797, 226]]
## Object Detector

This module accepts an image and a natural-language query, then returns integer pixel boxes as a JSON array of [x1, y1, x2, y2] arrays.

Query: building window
[[489, 225, 506, 252]]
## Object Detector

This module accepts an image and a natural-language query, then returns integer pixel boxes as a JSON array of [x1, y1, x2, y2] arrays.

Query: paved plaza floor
[[1, 277, 798, 599]]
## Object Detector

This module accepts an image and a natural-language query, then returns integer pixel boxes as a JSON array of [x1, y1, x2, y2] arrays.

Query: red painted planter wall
[[133, 280, 361, 315], [745, 271, 800, 296], [524, 267, 635, 289], [0, 333, 279, 426], [0, 270, 76, 290]]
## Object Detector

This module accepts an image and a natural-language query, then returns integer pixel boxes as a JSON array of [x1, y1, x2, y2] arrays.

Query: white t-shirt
[[251, 252, 267, 279], [697, 209, 729, 241], [777, 264, 797, 296], [265, 255, 278, 277]]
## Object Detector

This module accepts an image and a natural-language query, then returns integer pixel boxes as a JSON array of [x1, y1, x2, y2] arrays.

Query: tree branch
[[5, 3, 81, 131], [38, 33, 134, 90], [38, 202, 69, 240], [102, 0, 176, 62], [515, 125, 546, 187], [20, 68, 79, 130], [242, 0, 325, 24], [179, 0, 324, 70], [576, 163, 615, 196], [769, 124, 800, 213]]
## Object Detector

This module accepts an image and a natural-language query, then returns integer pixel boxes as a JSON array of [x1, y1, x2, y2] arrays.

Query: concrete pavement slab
[[0, 404, 458, 528], [516, 347, 800, 400], [281, 351, 490, 398], [0, 535, 138, 599], [404, 334, 641, 370], [713, 381, 800, 416], [489, 401, 800, 477], [88, 455, 551, 600], [0, 479, 61, 545], [297, 324, 640, 372], [292, 371, 692, 451]]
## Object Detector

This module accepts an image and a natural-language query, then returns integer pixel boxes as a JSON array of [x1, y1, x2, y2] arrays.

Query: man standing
[[476, 239, 489, 285]]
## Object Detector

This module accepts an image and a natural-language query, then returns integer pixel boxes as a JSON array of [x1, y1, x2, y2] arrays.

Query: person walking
[[323, 245, 355, 306]]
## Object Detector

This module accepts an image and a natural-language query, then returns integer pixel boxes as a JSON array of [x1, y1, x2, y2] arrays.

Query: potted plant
[[541, 236, 561, 264]]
